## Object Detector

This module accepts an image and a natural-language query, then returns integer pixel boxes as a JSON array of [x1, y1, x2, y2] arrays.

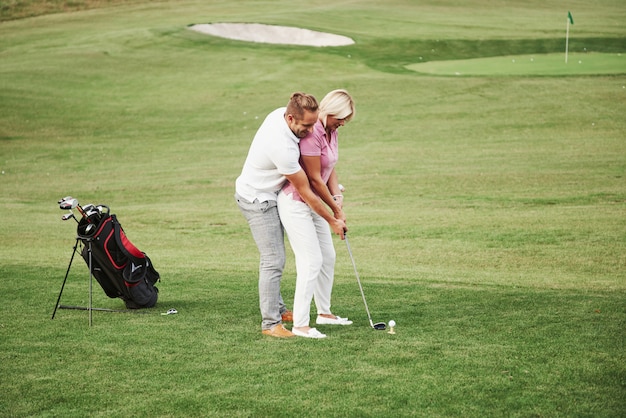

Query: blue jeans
[[235, 193, 287, 330]]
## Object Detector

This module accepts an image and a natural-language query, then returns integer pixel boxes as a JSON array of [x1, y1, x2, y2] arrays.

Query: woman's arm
[[326, 169, 343, 209]]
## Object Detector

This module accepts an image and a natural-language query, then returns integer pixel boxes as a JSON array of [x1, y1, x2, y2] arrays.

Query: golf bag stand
[[51, 236, 97, 326]]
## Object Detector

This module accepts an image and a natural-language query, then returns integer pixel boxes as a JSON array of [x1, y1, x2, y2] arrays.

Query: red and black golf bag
[[77, 207, 159, 309]]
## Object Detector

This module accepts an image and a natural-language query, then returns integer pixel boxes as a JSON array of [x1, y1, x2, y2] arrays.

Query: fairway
[[1, 1, 625, 417], [407, 52, 626, 76]]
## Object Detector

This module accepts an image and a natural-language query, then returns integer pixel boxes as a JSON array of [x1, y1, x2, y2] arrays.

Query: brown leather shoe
[[281, 310, 293, 322], [262, 324, 295, 338]]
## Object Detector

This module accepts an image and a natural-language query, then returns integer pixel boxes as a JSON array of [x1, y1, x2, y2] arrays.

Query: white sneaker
[[316, 315, 353, 325], [292, 327, 327, 339]]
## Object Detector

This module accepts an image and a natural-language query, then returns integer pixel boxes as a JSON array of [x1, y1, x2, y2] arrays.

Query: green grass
[[0, 0, 144, 21], [407, 52, 626, 75], [1, 0, 625, 416]]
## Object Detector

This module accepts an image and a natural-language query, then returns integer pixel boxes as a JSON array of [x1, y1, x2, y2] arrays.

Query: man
[[235, 92, 347, 338]]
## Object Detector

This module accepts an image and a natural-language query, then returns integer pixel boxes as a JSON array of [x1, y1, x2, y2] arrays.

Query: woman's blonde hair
[[319, 89, 355, 127]]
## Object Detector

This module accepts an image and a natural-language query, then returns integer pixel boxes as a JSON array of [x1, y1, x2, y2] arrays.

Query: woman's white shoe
[[316, 315, 353, 325], [292, 327, 327, 339]]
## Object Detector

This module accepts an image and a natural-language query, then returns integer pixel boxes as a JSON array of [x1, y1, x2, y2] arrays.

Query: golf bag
[[77, 207, 159, 309]]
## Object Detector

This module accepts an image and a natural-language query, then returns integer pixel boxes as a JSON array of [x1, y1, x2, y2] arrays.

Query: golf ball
[[389, 320, 396, 327]]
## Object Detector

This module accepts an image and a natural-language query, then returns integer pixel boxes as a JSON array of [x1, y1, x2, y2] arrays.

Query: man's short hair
[[286, 92, 319, 120]]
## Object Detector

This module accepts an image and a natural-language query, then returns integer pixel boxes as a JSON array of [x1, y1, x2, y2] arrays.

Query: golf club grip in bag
[[78, 213, 159, 309]]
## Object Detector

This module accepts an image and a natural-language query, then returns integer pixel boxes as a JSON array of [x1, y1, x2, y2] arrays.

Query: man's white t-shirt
[[235, 107, 301, 203]]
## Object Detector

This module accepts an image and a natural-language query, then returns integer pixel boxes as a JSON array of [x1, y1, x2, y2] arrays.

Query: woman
[[277, 89, 356, 339]]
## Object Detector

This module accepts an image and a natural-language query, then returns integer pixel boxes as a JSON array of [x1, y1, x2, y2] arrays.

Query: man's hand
[[334, 208, 346, 222]]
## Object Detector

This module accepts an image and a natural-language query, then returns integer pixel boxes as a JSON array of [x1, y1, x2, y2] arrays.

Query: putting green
[[406, 52, 625, 76]]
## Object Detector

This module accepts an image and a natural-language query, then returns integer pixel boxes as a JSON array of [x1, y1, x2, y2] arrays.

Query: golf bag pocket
[[80, 214, 160, 309], [122, 256, 159, 309], [91, 259, 125, 299]]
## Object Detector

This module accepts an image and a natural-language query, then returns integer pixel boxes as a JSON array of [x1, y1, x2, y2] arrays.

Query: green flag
[[568, 11, 574, 25]]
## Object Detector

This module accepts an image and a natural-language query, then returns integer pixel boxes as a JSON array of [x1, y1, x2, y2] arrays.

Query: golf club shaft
[[75, 204, 86, 217], [75, 204, 91, 223], [345, 234, 375, 328]]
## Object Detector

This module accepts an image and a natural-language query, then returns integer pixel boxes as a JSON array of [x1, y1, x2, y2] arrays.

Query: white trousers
[[277, 191, 336, 327]]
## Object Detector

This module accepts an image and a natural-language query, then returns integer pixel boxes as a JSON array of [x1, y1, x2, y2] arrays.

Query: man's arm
[[300, 155, 345, 221], [284, 169, 346, 239]]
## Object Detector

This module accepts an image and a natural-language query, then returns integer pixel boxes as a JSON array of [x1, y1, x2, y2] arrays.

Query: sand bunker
[[188, 23, 354, 47]]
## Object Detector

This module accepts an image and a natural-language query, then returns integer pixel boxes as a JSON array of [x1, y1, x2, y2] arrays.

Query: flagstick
[[565, 18, 570, 63]]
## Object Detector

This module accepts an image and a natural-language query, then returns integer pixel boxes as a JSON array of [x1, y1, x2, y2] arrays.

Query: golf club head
[[372, 322, 386, 330], [83, 204, 97, 217], [81, 203, 104, 225], [59, 198, 78, 210], [61, 212, 75, 221], [96, 205, 110, 216], [58, 196, 73, 204]]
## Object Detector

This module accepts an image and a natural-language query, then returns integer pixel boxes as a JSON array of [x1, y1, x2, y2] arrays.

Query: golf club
[[59, 198, 110, 242], [59, 197, 86, 218], [58, 196, 92, 226], [83, 223, 96, 235], [61, 211, 78, 223], [58, 196, 73, 205], [58, 197, 78, 210], [74, 204, 89, 221], [344, 233, 386, 330]]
